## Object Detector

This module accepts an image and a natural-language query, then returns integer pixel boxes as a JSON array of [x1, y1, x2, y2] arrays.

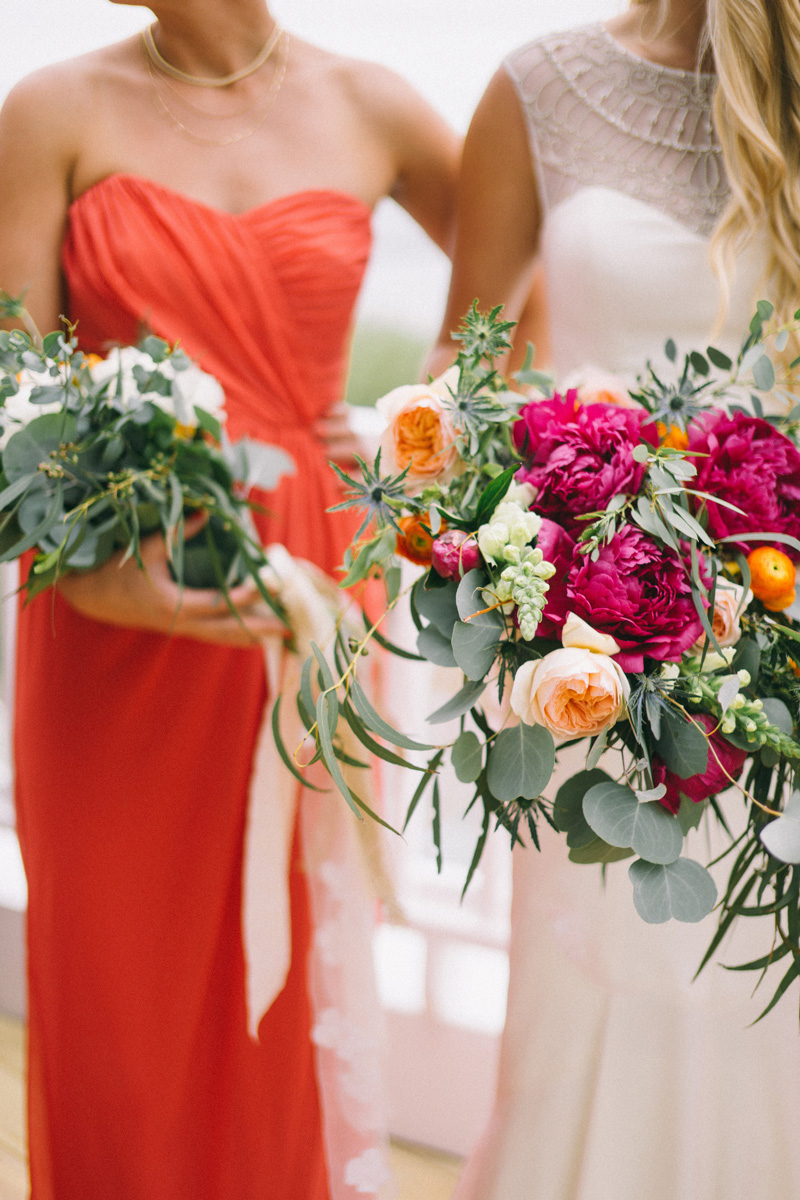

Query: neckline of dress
[[597, 22, 717, 83], [69, 172, 374, 222]]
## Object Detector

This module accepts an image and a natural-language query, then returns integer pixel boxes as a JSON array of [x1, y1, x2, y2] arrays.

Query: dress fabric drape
[[13, 174, 384, 1200], [454, 26, 800, 1200]]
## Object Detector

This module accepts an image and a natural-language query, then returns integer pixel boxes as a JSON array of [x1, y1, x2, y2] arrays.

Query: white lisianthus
[[90, 348, 226, 430], [0, 369, 64, 449], [171, 363, 226, 426], [90, 346, 164, 409], [477, 500, 542, 566]]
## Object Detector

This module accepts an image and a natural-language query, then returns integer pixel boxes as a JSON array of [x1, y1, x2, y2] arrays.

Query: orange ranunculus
[[657, 422, 689, 451], [747, 546, 797, 612], [84, 353, 104, 369], [396, 515, 435, 566]]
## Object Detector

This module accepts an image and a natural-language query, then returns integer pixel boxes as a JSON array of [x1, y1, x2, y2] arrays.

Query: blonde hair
[[708, 0, 800, 327], [632, 0, 800, 328]]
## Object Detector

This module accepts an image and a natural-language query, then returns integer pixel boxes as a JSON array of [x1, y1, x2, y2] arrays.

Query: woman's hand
[[314, 401, 364, 470], [56, 518, 287, 647]]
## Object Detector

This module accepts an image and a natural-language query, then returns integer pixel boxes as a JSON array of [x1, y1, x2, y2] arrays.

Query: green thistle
[[328, 450, 421, 541], [453, 302, 515, 364]]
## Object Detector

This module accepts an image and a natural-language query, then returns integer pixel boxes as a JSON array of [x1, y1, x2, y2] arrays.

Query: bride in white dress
[[428, 2, 800, 1197]]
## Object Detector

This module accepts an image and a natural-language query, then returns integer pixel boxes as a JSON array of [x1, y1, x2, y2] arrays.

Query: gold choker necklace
[[142, 21, 283, 88], [144, 30, 289, 146]]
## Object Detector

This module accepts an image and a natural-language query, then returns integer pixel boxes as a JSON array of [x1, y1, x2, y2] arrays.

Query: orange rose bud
[[657, 422, 689, 452], [747, 546, 796, 611], [396, 515, 435, 566]]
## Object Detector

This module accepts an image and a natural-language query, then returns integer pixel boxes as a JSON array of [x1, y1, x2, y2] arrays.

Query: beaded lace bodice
[[503, 24, 765, 386], [505, 23, 727, 238]]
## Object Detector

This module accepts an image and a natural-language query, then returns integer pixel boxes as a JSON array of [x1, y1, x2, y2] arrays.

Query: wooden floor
[[0, 1016, 461, 1200]]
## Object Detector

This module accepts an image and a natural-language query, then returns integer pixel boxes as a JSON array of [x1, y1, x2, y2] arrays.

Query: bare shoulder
[[290, 39, 441, 134], [0, 39, 138, 158]]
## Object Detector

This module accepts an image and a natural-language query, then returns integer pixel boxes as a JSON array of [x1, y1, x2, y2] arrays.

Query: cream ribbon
[[241, 544, 398, 1038]]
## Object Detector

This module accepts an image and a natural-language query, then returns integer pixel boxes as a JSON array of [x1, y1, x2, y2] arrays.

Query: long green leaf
[[271, 694, 327, 793], [403, 749, 443, 831], [350, 675, 435, 751], [462, 803, 491, 897], [340, 700, 427, 772], [316, 692, 361, 818]]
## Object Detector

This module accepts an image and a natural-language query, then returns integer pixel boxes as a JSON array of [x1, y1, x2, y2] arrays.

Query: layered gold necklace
[[142, 22, 288, 147]]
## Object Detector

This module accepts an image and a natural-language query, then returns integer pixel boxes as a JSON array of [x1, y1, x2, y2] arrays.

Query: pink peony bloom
[[688, 411, 800, 561], [431, 530, 482, 581], [513, 391, 658, 529], [535, 522, 703, 672], [652, 713, 749, 814]]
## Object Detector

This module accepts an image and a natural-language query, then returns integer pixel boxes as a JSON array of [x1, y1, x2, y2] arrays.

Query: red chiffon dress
[[13, 174, 374, 1200]]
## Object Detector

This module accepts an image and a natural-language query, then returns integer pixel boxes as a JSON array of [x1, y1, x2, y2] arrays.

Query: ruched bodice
[[62, 174, 373, 569], [16, 179, 376, 1200]]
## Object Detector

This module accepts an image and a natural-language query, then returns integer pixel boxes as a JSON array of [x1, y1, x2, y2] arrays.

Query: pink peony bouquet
[[279, 303, 800, 1019]]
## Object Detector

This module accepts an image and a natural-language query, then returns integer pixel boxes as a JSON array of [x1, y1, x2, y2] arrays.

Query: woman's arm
[[0, 72, 285, 644], [426, 66, 543, 377]]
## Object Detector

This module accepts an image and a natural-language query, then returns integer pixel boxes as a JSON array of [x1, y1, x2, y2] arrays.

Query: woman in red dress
[[0, 3, 458, 1197]]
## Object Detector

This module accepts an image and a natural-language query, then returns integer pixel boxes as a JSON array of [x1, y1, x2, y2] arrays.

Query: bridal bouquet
[[0, 293, 292, 617], [277, 302, 800, 1018]]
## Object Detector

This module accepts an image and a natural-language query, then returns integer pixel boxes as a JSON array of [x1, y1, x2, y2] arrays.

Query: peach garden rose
[[375, 367, 461, 486], [691, 581, 752, 652], [510, 614, 630, 739]]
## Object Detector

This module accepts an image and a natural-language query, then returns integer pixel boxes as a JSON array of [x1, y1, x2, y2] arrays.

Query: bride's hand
[[56, 518, 287, 647], [314, 402, 363, 470]]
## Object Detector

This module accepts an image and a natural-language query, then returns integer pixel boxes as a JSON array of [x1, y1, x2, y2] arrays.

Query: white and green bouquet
[[275, 302, 800, 1019], [0, 292, 292, 615]]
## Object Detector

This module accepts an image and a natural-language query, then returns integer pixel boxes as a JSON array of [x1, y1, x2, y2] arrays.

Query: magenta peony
[[513, 391, 658, 528], [431, 530, 482, 581], [688, 411, 800, 560], [535, 522, 703, 671], [652, 713, 749, 814]]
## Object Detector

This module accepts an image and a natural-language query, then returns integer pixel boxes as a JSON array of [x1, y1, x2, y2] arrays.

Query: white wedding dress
[[454, 25, 800, 1200]]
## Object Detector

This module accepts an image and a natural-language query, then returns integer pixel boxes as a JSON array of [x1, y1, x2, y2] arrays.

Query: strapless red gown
[[13, 174, 372, 1200]]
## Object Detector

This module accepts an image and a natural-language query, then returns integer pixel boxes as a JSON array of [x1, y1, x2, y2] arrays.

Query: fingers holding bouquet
[[56, 515, 289, 646]]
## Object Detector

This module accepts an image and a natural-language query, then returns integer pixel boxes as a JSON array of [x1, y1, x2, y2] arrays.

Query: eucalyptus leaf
[[752, 355, 776, 392], [654, 707, 708, 779], [3, 412, 78, 482], [451, 731, 483, 783], [553, 768, 613, 848], [761, 697, 794, 736], [456, 568, 500, 626], [451, 620, 501, 680], [677, 796, 708, 835], [569, 838, 635, 865], [427, 679, 487, 725], [486, 723, 555, 802], [414, 577, 459, 637], [583, 780, 683, 864], [416, 623, 458, 668], [629, 857, 717, 923]]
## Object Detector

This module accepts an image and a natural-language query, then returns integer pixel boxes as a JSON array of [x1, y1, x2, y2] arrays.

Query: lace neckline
[[597, 22, 716, 82]]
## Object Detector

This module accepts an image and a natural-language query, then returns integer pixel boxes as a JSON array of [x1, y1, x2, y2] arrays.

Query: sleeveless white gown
[[454, 25, 800, 1200]]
